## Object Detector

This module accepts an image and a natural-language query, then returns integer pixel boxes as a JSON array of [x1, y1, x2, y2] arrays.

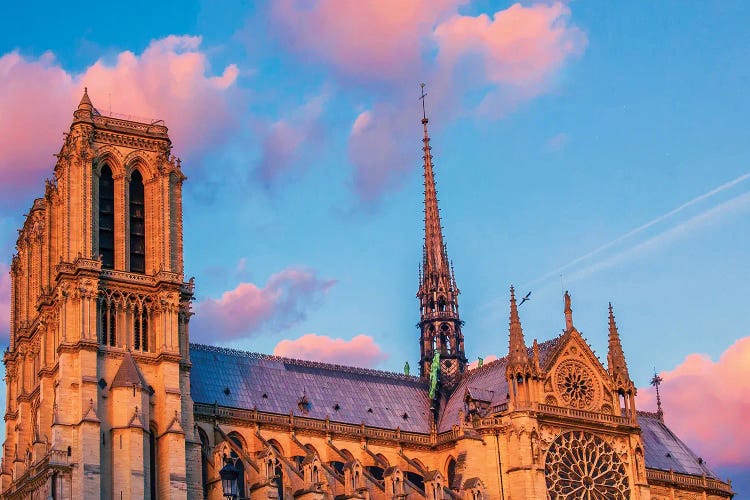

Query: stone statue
[[429, 350, 440, 399]]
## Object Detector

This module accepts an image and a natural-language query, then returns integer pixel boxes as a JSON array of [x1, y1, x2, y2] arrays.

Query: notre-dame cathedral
[[0, 91, 734, 499]]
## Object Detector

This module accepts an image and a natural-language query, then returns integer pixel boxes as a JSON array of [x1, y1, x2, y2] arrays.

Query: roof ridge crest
[[189, 343, 423, 382]]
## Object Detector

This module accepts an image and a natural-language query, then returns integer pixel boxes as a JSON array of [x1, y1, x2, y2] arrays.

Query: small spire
[[532, 338, 540, 371], [564, 290, 573, 330], [651, 370, 664, 422], [508, 285, 529, 367], [78, 87, 93, 112], [607, 302, 631, 385]]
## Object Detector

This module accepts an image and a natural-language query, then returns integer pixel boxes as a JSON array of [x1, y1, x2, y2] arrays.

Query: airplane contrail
[[526, 171, 750, 288], [563, 189, 750, 283]]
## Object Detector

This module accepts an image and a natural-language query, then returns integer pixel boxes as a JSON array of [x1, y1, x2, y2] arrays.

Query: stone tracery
[[555, 359, 597, 410], [545, 431, 630, 499]]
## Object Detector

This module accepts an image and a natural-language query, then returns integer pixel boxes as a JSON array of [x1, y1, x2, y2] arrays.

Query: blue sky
[[1, 0, 749, 491]]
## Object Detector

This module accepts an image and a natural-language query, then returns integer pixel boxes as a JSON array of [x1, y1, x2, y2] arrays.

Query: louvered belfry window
[[129, 170, 145, 273], [98, 165, 115, 269]]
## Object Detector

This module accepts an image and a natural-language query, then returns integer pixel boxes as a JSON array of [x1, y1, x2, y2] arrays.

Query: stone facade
[[1, 93, 735, 499], [1, 91, 199, 499]]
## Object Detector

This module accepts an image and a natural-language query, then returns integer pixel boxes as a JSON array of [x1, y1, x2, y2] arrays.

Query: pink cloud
[[343, 2, 585, 203], [637, 336, 750, 467], [269, 0, 463, 83], [0, 36, 239, 205], [255, 94, 328, 186], [434, 3, 586, 91], [273, 333, 388, 368], [0, 263, 9, 345], [192, 267, 336, 342], [348, 103, 416, 202]]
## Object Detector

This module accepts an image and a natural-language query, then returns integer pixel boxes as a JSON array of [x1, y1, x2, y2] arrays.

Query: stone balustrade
[[646, 468, 733, 495]]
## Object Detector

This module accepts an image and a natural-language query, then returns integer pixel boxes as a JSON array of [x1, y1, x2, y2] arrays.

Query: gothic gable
[[540, 329, 614, 413]]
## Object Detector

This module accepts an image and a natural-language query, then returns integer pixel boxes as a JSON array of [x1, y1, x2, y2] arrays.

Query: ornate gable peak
[[80, 399, 100, 424], [542, 328, 609, 381], [128, 406, 146, 429]]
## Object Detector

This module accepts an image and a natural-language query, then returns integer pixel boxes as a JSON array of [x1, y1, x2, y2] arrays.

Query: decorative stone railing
[[489, 402, 508, 414], [475, 403, 632, 428], [93, 114, 168, 136], [100, 268, 156, 284], [537, 404, 632, 425], [646, 468, 733, 495], [74, 257, 102, 272], [47, 449, 69, 467], [421, 311, 457, 320], [195, 403, 442, 447], [99, 268, 184, 286]]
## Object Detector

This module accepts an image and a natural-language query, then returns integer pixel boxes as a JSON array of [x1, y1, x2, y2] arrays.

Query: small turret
[[78, 88, 94, 112], [507, 286, 529, 370], [606, 303, 637, 421], [607, 303, 632, 387], [506, 286, 535, 409], [73, 88, 95, 123]]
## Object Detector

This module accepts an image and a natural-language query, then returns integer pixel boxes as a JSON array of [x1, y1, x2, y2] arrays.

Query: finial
[[77, 87, 94, 112], [564, 290, 573, 330], [419, 83, 428, 122], [650, 369, 664, 422]]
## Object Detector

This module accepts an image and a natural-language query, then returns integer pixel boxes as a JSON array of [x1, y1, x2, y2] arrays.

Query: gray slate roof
[[637, 412, 718, 477], [189, 340, 715, 478], [189, 344, 432, 432]]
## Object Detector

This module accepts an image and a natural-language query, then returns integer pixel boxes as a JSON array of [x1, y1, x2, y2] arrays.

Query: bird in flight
[[519, 291, 532, 306]]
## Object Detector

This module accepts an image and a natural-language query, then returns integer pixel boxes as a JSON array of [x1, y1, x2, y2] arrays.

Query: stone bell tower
[[1, 90, 201, 499], [416, 91, 467, 393]]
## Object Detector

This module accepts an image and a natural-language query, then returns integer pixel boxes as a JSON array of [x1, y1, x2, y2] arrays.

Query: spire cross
[[650, 370, 664, 421], [419, 83, 428, 121]]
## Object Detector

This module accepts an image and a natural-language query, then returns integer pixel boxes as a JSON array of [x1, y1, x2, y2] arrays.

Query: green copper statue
[[428, 350, 440, 399], [404, 361, 410, 376], [477, 357, 483, 368]]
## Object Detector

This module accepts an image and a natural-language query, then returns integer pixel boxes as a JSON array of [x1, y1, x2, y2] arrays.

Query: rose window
[[555, 360, 596, 410], [545, 431, 629, 499]]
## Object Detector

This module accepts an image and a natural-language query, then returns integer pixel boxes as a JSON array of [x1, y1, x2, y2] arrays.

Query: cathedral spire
[[607, 302, 631, 385], [417, 84, 465, 391], [420, 88, 449, 283], [507, 285, 529, 368]]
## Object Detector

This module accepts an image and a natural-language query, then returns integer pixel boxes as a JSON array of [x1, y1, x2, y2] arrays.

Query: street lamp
[[220, 458, 239, 499]]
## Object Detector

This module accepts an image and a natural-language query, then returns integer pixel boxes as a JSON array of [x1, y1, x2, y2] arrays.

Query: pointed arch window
[[133, 305, 149, 352], [100, 299, 116, 347], [129, 170, 145, 273], [98, 165, 115, 269]]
